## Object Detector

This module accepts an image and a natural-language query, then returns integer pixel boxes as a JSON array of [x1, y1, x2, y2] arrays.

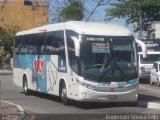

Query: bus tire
[[127, 101, 138, 107], [23, 76, 30, 95], [60, 83, 69, 105]]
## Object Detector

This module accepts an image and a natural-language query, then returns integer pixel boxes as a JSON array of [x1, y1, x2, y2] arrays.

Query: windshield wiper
[[100, 53, 110, 72], [97, 53, 110, 81]]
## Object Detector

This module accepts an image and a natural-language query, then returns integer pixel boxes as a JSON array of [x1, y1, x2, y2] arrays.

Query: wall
[[0, 0, 48, 30], [148, 22, 160, 39]]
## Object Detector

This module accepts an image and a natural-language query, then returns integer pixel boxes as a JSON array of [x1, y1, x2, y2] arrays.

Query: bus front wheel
[[127, 101, 138, 107], [61, 84, 69, 105]]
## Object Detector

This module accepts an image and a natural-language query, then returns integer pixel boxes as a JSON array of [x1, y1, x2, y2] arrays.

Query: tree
[[59, 0, 84, 21], [0, 26, 18, 66], [105, 0, 160, 32], [0, 46, 5, 67], [49, 0, 111, 22]]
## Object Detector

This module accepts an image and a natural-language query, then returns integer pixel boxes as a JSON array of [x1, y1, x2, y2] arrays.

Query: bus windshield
[[140, 54, 160, 64], [80, 35, 137, 82]]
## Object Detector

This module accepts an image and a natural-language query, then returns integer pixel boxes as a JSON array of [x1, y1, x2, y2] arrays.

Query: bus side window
[[15, 36, 21, 54], [32, 35, 38, 55], [27, 34, 35, 54], [46, 33, 56, 55], [46, 31, 64, 55], [34, 33, 45, 55], [20, 36, 28, 55], [55, 31, 65, 55]]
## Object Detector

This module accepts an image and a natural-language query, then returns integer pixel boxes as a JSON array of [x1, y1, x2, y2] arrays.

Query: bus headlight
[[140, 67, 145, 72], [76, 79, 97, 90]]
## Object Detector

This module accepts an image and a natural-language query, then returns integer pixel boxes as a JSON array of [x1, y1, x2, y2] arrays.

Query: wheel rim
[[24, 81, 28, 92], [61, 87, 67, 103]]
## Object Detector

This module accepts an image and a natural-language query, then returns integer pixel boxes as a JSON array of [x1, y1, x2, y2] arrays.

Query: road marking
[[148, 102, 160, 109], [139, 86, 160, 94], [1, 100, 24, 113]]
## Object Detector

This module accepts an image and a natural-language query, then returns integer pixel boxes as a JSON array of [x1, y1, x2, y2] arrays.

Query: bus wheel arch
[[59, 79, 69, 105], [23, 74, 30, 95]]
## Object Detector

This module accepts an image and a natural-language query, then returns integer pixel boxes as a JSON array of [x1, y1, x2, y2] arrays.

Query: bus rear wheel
[[61, 84, 69, 105], [23, 77, 30, 95]]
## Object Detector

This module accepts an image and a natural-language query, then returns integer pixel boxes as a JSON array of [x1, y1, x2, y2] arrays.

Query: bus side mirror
[[71, 36, 80, 57], [135, 39, 147, 58]]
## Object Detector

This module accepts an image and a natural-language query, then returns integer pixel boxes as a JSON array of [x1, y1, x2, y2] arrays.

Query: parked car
[[150, 61, 160, 86]]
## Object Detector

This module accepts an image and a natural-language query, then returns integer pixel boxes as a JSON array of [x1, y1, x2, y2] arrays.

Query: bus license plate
[[118, 82, 126, 88], [107, 95, 117, 99]]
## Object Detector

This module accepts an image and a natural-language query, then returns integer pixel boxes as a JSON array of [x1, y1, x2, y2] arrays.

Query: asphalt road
[[0, 75, 160, 119]]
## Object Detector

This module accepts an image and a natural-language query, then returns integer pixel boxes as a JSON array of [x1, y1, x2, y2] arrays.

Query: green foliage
[[0, 26, 18, 66], [59, 1, 84, 22], [105, 0, 160, 31], [0, 46, 6, 66]]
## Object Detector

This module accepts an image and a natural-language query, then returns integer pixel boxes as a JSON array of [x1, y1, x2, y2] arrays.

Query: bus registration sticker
[[92, 43, 109, 53]]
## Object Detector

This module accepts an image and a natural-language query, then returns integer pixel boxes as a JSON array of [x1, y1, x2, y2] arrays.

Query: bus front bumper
[[78, 86, 138, 102]]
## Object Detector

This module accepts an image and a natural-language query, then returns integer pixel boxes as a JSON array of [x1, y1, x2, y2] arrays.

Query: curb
[[1, 101, 25, 119], [147, 102, 160, 109]]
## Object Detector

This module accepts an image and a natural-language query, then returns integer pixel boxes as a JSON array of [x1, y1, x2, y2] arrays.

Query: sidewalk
[[0, 101, 25, 120], [0, 69, 13, 75]]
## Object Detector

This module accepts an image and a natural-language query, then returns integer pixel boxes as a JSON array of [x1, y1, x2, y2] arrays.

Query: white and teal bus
[[13, 21, 146, 105]]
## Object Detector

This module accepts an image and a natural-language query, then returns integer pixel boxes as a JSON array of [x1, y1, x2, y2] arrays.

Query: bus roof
[[16, 21, 132, 36]]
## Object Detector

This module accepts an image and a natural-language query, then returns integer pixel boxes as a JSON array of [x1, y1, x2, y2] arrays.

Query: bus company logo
[[33, 57, 45, 78]]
